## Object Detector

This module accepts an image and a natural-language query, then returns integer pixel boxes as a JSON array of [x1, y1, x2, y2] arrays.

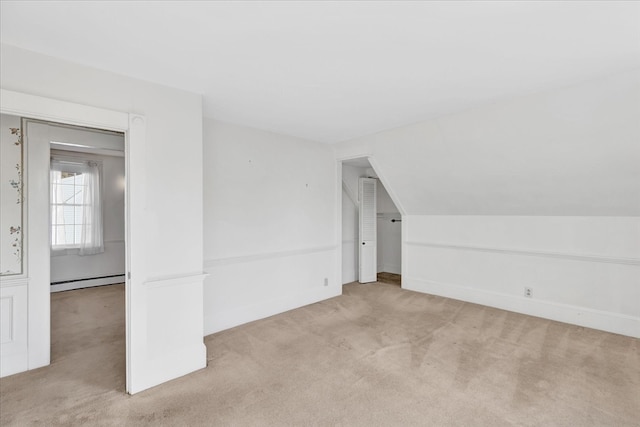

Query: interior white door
[[359, 177, 377, 283]]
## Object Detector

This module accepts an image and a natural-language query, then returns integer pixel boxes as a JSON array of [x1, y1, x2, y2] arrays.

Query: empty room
[[0, 1, 638, 426]]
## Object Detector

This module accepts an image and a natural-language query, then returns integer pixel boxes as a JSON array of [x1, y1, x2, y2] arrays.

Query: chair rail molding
[[204, 245, 337, 268], [405, 241, 640, 266]]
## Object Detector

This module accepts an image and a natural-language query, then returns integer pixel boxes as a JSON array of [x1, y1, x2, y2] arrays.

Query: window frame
[[50, 156, 103, 254]]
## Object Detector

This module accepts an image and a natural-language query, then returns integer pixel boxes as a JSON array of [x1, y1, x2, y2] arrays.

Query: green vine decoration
[[7, 128, 23, 204], [3, 126, 24, 274]]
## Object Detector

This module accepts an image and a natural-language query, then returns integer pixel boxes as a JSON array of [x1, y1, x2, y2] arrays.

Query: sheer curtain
[[50, 163, 66, 253], [79, 161, 103, 255], [50, 158, 103, 255]]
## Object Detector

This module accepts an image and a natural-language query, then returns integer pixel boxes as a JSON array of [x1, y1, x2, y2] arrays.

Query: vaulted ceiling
[[1, 1, 639, 143]]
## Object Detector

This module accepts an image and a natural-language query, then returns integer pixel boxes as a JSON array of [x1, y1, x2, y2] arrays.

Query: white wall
[[375, 179, 401, 274], [342, 190, 359, 284], [335, 69, 640, 216], [203, 119, 339, 334], [335, 70, 640, 337], [375, 177, 399, 215], [404, 216, 640, 337], [49, 149, 125, 289], [377, 213, 401, 274], [1, 44, 206, 392]]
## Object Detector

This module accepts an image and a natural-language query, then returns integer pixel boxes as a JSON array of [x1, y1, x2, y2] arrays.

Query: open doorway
[[20, 117, 127, 390], [340, 157, 402, 287], [2, 113, 127, 383], [37, 121, 127, 390]]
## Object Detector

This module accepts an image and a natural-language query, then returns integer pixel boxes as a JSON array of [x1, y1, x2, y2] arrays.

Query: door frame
[[0, 89, 141, 393], [336, 155, 406, 287]]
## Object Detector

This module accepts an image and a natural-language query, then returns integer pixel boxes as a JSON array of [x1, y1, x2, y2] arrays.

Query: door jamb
[[336, 155, 373, 288]]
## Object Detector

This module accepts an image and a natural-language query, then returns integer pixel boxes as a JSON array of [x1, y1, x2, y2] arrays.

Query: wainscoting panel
[[204, 247, 339, 335], [145, 274, 207, 358], [127, 273, 207, 394], [404, 243, 640, 338], [0, 279, 28, 377]]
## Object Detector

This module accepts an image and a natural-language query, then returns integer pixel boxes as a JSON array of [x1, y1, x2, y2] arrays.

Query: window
[[51, 170, 84, 247], [50, 158, 104, 255]]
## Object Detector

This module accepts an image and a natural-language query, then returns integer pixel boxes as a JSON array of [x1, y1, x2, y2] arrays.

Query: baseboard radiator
[[50, 274, 125, 292]]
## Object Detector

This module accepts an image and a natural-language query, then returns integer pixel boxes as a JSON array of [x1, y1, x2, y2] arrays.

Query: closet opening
[[340, 157, 402, 287]]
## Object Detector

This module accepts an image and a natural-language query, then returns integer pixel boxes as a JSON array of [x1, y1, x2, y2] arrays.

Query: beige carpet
[[1, 282, 639, 426], [377, 272, 401, 287]]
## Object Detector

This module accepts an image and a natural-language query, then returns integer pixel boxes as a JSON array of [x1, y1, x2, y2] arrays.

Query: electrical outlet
[[324, 278, 328, 287], [524, 287, 533, 298]]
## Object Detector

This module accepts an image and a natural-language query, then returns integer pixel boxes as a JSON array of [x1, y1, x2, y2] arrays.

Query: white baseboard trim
[[144, 273, 208, 289], [403, 277, 640, 338], [50, 275, 125, 292], [204, 285, 341, 336]]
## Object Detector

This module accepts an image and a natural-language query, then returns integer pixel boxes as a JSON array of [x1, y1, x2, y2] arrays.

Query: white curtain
[[50, 158, 103, 255], [79, 161, 103, 255], [50, 165, 66, 252]]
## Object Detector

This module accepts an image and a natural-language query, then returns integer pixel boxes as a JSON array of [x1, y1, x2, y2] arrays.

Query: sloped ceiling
[[338, 70, 640, 216], [1, 1, 639, 144]]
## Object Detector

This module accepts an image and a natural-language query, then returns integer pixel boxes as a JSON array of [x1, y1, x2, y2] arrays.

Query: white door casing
[[1, 89, 207, 394], [359, 177, 377, 283], [0, 92, 132, 386]]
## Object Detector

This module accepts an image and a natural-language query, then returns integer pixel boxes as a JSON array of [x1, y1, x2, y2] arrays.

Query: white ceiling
[[1, 1, 639, 144]]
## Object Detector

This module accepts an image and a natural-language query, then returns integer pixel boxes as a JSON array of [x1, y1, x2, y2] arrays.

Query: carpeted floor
[[1, 281, 639, 426]]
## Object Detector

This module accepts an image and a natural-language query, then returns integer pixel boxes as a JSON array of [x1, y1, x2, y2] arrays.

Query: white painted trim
[[50, 275, 125, 293], [336, 153, 374, 163], [204, 285, 342, 335], [124, 114, 141, 395], [335, 159, 344, 300], [204, 246, 337, 268], [405, 241, 640, 266], [0, 277, 29, 289], [0, 89, 128, 131], [0, 282, 28, 377], [144, 273, 209, 289], [404, 276, 640, 338], [0, 89, 135, 392]]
